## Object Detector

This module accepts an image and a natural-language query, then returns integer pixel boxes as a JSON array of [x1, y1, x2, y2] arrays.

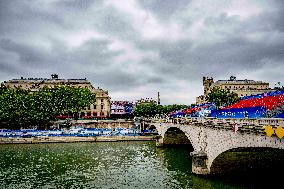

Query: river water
[[0, 141, 279, 189]]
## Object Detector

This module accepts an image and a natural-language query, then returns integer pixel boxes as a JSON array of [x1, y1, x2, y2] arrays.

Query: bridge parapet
[[147, 117, 283, 125], [145, 117, 284, 136]]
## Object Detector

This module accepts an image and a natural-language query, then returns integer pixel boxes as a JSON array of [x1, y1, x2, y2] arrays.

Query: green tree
[[205, 86, 239, 108], [162, 104, 189, 114], [133, 103, 162, 117], [133, 103, 189, 117], [0, 86, 96, 129]]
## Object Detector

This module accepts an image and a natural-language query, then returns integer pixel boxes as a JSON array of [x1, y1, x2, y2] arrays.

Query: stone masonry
[[148, 118, 284, 175]]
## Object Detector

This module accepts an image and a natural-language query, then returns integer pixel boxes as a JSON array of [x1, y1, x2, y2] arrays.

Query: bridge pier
[[156, 136, 164, 147], [190, 151, 210, 175]]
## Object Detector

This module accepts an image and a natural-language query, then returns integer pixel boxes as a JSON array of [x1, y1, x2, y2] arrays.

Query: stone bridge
[[144, 117, 284, 175]]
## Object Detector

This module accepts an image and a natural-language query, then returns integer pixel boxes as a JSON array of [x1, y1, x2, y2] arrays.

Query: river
[[0, 141, 280, 188]]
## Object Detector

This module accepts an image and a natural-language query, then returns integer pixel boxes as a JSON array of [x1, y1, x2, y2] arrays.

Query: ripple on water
[[0, 142, 264, 189]]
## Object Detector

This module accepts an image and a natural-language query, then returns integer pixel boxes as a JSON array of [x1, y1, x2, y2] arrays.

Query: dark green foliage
[[133, 103, 189, 117], [0, 86, 96, 129], [162, 104, 189, 114], [205, 86, 239, 108]]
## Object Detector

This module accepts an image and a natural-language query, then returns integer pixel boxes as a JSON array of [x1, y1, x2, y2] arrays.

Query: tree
[[0, 86, 96, 129], [0, 87, 32, 129], [205, 86, 239, 108], [133, 103, 189, 118], [133, 103, 162, 117], [162, 104, 189, 114]]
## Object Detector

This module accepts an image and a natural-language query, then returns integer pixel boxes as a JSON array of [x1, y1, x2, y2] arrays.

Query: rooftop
[[4, 74, 90, 84], [215, 76, 268, 84], [215, 80, 268, 84]]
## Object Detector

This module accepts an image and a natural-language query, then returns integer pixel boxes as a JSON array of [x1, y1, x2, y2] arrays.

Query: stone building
[[1, 74, 111, 117], [135, 98, 157, 106], [196, 76, 271, 104], [135, 92, 161, 107]]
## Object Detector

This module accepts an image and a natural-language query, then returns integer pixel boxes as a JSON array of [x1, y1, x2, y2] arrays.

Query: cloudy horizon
[[0, 0, 283, 105]]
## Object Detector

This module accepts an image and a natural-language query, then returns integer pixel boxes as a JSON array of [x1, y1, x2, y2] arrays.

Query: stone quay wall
[[57, 120, 135, 129], [0, 136, 156, 144]]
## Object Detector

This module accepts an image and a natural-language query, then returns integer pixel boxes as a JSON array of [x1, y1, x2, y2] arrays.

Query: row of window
[[222, 85, 268, 90], [81, 112, 105, 116], [84, 99, 107, 110], [86, 104, 105, 110]]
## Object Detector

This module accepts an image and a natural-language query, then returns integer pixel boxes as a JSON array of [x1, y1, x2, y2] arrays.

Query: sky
[[0, 0, 283, 105]]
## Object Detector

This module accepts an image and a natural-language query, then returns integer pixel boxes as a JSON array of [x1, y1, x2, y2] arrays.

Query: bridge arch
[[210, 147, 284, 174], [205, 133, 284, 172], [146, 124, 158, 132], [161, 126, 194, 151]]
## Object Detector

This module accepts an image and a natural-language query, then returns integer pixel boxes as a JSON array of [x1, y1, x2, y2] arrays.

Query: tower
[[157, 92, 160, 105], [203, 77, 214, 95]]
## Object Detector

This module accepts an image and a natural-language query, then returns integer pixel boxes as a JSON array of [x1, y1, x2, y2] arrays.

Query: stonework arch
[[210, 147, 284, 175], [146, 124, 158, 131], [158, 124, 198, 152], [152, 121, 284, 175], [206, 132, 284, 172]]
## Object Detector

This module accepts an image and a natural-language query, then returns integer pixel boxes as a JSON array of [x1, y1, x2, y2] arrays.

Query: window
[[101, 99, 103, 103], [94, 105, 96, 109], [101, 105, 103, 110]]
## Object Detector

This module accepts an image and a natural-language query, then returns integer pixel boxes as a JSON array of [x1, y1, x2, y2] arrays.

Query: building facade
[[1, 74, 111, 117], [135, 98, 157, 106], [196, 76, 271, 104]]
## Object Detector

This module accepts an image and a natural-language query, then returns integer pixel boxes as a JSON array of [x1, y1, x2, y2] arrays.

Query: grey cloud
[[53, 0, 100, 10], [0, 61, 21, 74], [138, 0, 191, 19], [93, 8, 140, 40], [0, 39, 49, 67], [0, 0, 283, 104]]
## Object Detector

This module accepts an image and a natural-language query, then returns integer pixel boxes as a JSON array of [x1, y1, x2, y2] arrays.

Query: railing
[[144, 117, 284, 136]]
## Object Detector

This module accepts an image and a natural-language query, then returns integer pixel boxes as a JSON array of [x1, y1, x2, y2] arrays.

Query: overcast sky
[[0, 0, 283, 104]]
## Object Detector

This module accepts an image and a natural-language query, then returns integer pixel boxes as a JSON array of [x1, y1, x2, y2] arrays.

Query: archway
[[209, 147, 284, 188], [163, 127, 194, 151], [145, 125, 158, 133], [210, 147, 284, 175]]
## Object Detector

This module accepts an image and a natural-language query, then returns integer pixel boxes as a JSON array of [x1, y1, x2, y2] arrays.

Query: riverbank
[[0, 135, 157, 144]]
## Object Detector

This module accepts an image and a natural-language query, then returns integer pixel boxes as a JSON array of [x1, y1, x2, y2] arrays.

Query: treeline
[[205, 86, 239, 108], [0, 86, 96, 129], [133, 103, 190, 117], [133, 86, 240, 118]]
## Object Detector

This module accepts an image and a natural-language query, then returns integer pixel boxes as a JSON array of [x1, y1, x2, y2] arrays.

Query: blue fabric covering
[[240, 90, 284, 100], [171, 111, 185, 118], [276, 113, 284, 118], [193, 102, 215, 108], [210, 106, 266, 118]]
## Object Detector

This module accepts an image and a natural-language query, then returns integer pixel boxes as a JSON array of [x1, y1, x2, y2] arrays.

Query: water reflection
[[0, 142, 281, 189]]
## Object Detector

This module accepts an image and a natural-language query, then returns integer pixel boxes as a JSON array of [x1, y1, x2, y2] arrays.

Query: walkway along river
[[1, 141, 284, 188]]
